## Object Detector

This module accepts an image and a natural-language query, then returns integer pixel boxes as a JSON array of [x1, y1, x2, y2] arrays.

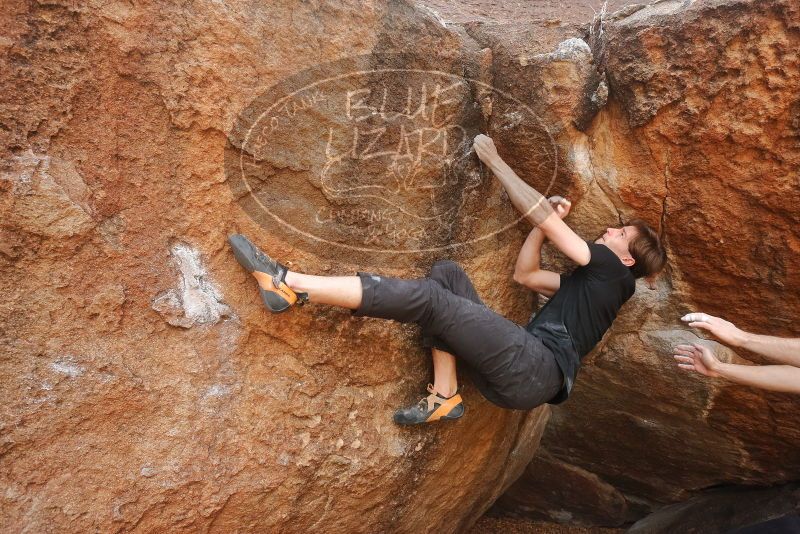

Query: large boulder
[[3, 0, 798, 531], [0, 1, 582, 532]]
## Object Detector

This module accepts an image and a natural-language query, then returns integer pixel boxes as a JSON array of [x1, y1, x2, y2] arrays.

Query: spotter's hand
[[673, 343, 722, 378], [680, 312, 746, 347]]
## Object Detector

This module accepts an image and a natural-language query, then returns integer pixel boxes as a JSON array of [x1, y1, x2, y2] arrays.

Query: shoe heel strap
[[271, 264, 308, 306], [271, 278, 299, 305], [428, 394, 463, 422]]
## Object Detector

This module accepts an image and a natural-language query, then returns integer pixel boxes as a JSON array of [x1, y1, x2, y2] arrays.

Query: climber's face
[[595, 226, 637, 268]]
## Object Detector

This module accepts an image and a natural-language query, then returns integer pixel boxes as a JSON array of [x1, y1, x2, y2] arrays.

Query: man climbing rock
[[674, 313, 800, 394], [228, 134, 667, 424]]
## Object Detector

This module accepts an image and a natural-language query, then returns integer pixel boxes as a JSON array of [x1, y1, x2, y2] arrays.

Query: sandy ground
[[469, 516, 624, 533]]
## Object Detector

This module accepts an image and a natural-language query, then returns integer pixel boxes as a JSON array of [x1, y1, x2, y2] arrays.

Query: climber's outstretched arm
[[473, 134, 590, 266]]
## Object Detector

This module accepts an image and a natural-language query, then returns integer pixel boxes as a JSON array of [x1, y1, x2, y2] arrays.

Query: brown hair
[[627, 219, 667, 279]]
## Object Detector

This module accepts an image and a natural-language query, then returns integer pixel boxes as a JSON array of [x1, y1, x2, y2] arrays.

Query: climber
[[673, 313, 800, 394], [228, 134, 667, 425]]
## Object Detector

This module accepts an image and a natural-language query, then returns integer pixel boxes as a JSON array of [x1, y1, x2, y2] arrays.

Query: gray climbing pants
[[353, 260, 563, 410]]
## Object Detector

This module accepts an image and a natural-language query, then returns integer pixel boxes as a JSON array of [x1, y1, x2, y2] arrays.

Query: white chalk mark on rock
[[529, 38, 593, 63], [152, 243, 234, 328], [140, 465, 157, 477], [500, 111, 523, 131], [202, 384, 231, 399], [51, 359, 85, 378], [418, 5, 448, 28]]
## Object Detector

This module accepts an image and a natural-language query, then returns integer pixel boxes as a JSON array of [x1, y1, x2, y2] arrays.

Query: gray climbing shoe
[[228, 234, 308, 313], [393, 384, 464, 425]]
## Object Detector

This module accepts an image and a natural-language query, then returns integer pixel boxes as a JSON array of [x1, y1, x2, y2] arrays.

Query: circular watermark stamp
[[226, 55, 557, 259]]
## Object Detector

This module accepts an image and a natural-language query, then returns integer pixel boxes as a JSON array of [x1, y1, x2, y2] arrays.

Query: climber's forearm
[[484, 157, 553, 226], [515, 227, 547, 275]]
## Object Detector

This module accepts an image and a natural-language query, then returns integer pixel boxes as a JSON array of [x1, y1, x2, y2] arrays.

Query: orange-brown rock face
[[0, 1, 565, 532], [2, 0, 799, 532]]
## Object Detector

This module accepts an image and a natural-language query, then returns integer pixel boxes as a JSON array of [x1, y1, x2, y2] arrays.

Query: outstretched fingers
[[674, 344, 700, 356], [672, 346, 704, 374], [673, 354, 696, 369], [682, 312, 712, 324], [688, 321, 712, 331], [682, 312, 716, 334]]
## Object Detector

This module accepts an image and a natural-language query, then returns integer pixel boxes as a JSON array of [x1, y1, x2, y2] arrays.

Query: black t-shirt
[[525, 242, 636, 403]]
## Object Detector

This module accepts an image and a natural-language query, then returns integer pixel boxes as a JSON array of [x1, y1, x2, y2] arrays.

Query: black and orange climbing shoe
[[228, 234, 309, 313], [393, 384, 464, 425]]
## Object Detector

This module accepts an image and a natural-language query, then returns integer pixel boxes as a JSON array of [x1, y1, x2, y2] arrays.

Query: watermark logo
[[225, 55, 557, 259]]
